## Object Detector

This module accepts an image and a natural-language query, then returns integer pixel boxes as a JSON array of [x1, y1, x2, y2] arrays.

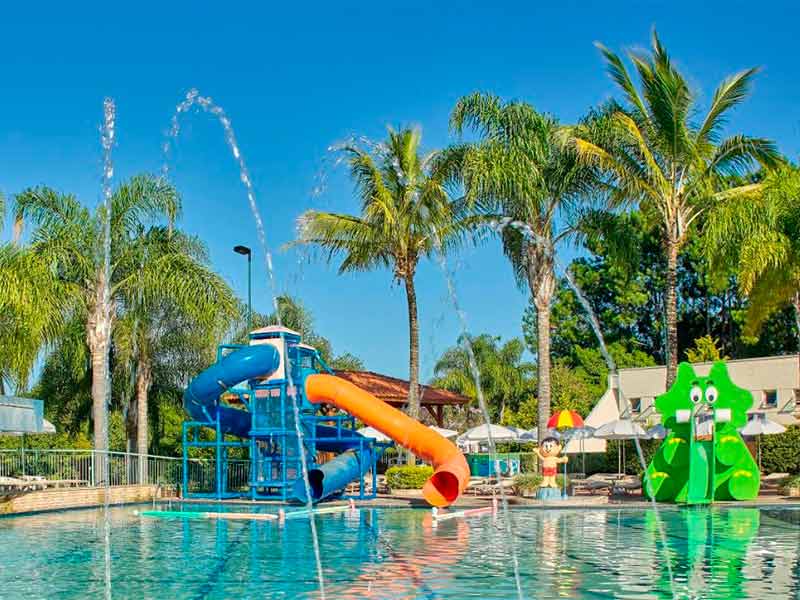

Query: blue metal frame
[[182, 331, 383, 502]]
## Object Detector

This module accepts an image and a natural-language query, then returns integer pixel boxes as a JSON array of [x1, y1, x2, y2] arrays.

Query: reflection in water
[[326, 510, 472, 599], [1, 505, 799, 598]]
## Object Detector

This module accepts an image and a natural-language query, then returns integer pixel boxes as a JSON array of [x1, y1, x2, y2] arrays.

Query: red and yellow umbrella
[[547, 410, 584, 431]]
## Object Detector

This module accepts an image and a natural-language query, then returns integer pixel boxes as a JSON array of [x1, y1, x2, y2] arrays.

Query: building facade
[[568, 354, 800, 455], [619, 354, 800, 427]]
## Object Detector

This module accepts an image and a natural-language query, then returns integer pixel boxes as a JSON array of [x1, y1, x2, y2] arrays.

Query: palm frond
[[595, 42, 649, 123], [697, 68, 759, 145], [295, 210, 391, 274]]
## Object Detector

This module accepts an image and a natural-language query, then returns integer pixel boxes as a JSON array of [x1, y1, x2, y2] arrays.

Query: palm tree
[[705, 164, 800, 342], [569, 30, 779, 384], [450, 93, 595, 441], [14, 175, 180, 457], [295, 127, 468, 461], [113, 228, 237, 462], [432, 334, 535, 423], [0, 244, 67, 394]]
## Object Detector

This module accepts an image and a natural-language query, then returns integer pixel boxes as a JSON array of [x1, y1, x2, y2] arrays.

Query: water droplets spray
[[163, 88, 328, 599], [99, 96, 115, 600]]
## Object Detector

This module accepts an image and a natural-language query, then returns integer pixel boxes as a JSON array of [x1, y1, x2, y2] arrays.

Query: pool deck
[[2, 484, 798, 516]]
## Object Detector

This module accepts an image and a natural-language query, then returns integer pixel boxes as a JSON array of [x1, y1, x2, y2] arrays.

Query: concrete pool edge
[[3, 487, 800, 519]]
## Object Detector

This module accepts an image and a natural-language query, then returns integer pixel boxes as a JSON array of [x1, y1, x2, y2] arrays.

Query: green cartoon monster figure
[[644, 361, 759, 503]]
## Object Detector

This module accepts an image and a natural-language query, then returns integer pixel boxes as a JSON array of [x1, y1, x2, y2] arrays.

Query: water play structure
[[182, 326, 469, 506], [644, 361, 760, 503]]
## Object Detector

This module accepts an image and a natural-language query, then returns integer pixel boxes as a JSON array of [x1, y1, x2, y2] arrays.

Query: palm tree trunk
[[535, 296, 552, 443], [87, 324, 110, 485], [404, 275, 420, 466], [87, 278, 112, 486], [665, 240, 679, 386], [792, 290, 800, 400], [528, 244, 555, 445], [136, 359, 152, 483]]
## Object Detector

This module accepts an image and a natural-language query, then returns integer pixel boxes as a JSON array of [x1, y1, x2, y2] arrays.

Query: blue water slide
[[293, 425, 385, 502], [183, 344, 281, 436], [184, 344, 383, 502]]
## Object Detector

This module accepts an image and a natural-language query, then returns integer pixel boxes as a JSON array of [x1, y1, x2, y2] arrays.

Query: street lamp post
[[233, 245, 252, 332]]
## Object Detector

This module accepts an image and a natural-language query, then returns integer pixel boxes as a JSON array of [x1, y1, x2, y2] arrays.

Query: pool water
[[1, 504, 799, 599]]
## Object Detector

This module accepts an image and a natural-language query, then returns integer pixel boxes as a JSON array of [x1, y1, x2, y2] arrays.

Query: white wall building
[[566, 354, 800, 455]]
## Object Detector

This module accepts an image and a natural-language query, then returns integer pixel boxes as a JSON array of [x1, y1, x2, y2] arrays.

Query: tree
[[233, 295, 364, 369], [570, 30, 779, 385], [530, 208, 797, 366], [432, 334, 536, 423], [329, 353, 364, 371], [684, 335, 727, 363], [705, 164, 800, 343], [0, 244, 68, 393], [450, 93, 595, 441], [14, 176, 180, 457], [113, 228, 237, 459], [295, 127, 468, 462]]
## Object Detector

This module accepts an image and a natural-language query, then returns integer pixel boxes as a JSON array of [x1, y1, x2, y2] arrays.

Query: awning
[[0, 396, 46, 433]]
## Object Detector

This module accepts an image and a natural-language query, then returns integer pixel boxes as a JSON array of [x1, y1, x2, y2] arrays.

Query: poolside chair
[[576, 479, 613, 495], [0, 476, 36, 499], [469, 477, 514, 497], [464, 477, 488, 495], [572, 473, 616, 495], [612, 476, 642, 496], [761, 473, 790, 489]]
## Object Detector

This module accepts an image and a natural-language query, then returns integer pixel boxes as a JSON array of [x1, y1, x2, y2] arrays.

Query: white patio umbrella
[[457, 423, 521, 443], [428, 426, 458, 439], [457, 424, 521, 453], [357, 426, 392, 443], [740, 412, 786, 471], [594, 420, 647, 474]]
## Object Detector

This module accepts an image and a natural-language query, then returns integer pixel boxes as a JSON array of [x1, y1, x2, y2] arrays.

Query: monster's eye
[[705, 385, 718, 404], [690, 385, 703, 404]]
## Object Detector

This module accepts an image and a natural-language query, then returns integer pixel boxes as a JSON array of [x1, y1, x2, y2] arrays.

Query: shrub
[[760, 425, 800, 475], [520, 452, 538, 473], [512, 473, 570, 495], [512, 473, 542, 494], [780, 474, 800, 493], [385, 465, 434, 490]]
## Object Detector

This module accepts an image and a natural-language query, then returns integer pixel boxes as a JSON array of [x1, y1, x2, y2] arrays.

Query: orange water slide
[[304, 374, 470, 507]]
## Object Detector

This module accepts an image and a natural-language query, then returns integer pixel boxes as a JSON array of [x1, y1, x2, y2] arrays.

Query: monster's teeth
[[714, 408, 732, 423]]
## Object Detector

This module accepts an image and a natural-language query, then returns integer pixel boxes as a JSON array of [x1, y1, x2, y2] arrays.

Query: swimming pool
[[1, 504, 798, 598]]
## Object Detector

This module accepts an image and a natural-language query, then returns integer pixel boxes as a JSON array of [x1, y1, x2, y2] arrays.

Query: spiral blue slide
[[183, 344, 281, 437]]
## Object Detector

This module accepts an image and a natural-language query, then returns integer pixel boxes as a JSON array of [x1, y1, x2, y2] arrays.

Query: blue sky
[[2, 2, 799, 381]]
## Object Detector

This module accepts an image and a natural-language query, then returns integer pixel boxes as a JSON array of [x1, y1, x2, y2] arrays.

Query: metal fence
[[183, 458, 250, 494], [0, 449, 184, 488]]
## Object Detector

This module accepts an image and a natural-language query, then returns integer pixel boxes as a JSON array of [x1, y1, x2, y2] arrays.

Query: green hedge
[[385, 465, 434, 490], [760, 425, 800, 475]]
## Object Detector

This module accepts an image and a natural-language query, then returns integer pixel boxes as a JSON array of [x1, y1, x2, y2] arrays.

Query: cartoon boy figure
[[536, 437, 568, 488]]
